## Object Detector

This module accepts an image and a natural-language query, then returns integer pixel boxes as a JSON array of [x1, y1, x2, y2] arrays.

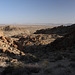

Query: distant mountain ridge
[[0, 23, 73, 26]]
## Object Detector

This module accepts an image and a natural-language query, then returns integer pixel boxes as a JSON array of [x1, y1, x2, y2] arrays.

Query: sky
[[0, 0, 75, 24]]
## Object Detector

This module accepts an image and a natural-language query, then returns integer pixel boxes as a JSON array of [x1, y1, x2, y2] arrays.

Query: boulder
[[20, 51, 25, 56], [10, 59, 17, 63], [0, 31, 3, 37], [5, 37, 13, 43], [3, 47, 7, 52], [13, 45, 18, 48], [25, 41, 32, 45], [1, 36, 7, 43], [0, 41, 3, 46]]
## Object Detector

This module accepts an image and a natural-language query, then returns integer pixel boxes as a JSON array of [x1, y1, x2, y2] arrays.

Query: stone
[[1, 36, 7, 43], [5, 49, 12, 54], [13, 45, 18, 48], [0, 41, 3, 46], [20, 51, 25, 56], [3, 47, 7, 52], [10, 59, 17, 63], [8, 43, 12, 46], [0, 61, 7, 67], [5, 37, 12, 42], [0, 31, 4, 37], [25, 41, 32, 45], [32, 38, 37, 42]]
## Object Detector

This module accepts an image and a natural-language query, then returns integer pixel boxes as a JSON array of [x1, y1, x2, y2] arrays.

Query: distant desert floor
[[1, 25, 55, 38]]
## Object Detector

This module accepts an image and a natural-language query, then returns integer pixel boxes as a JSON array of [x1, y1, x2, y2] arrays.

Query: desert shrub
[[20, 54, 40, 63], [3, 26, 16, 31], [2, 62, 25, 75], [2, 62, 41, 75]]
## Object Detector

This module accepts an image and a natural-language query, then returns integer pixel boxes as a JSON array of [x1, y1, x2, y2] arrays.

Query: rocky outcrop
[[47, 29, 75, 51], [17, 34, 61, 48], [34, 24, 75, 36], [0, 31, 25, 57], [3, 25, 16, 31]]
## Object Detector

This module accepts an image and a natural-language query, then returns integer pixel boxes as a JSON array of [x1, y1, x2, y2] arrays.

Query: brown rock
[[20, 51, 25, 56], [5, 37, 12, 42], [8, 43, 11, 46], [25, 41, 32, 45], [3, 47, 7, 52], [0, 41, 3, 46], [36, 35, 41, 40], [1, 36, 7, 42], [32, 38, 37, 42], [5, 49, 12, 54], [10, 59, 17, 63], [0, 31, 4, 37], [14, 45, 17, 48], [10, 43, 14, 47], [14, 40, 18, 44], [38, 37, 41, 41], [40, 41, 44, 44]]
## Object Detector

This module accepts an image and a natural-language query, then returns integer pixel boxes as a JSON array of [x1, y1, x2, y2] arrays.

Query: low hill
[[34, 24, 75, 36]]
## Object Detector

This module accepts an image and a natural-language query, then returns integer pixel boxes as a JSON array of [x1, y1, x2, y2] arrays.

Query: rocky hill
[[0, 24, 75, 75], [34, 24, 75, 36], [47, 29, 75, 51]]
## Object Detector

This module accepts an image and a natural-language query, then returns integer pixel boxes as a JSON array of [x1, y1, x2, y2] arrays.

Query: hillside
[[0, 24, 75, 75], [34, 24, 75, 36]]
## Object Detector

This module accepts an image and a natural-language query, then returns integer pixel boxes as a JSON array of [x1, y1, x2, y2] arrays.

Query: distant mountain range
[[31, 23, 73, 26], [0, 23, 73, 26]]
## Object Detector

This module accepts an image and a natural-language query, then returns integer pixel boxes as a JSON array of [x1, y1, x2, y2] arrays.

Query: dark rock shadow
[[34, 24, 75, 36]]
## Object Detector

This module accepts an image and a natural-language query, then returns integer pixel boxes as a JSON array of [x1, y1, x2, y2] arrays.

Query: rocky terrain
[[0, 24, 75, 75]]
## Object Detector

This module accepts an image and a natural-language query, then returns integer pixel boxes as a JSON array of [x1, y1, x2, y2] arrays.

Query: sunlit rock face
[[0, 31, 4, 37]]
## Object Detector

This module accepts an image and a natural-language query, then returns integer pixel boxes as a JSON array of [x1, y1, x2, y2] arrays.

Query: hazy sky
[[0, 0, 75, 24]]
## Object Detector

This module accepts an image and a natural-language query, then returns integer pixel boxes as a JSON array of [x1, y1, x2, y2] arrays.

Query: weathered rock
[[13, 45, 18, 48], [0, 31, 3, 37], [0, 61, 7, 67], [10, 59, 17, 63], [20, 51, 25, 56], [0, 41, 3, 46], [3, 47, 7, 53], [25, 41, 32, 45], [32, 38, 37, 42], [1, 36, 7, 43], [8, 43, 12, 46], [5, 37, 13, 43]]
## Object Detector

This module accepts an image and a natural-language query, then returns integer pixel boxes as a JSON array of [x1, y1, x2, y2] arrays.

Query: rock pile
[[17, 34, 61, 47], [0, 31, 26, 57]]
